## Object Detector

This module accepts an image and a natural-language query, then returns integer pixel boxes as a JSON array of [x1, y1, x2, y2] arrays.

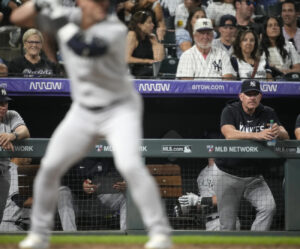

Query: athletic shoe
[[19, 233, 49, 249], [145, 234, 172, 249]]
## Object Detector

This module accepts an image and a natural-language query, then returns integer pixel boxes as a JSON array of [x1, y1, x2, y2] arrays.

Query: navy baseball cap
[[240, 79, 261, 93], [219, 14, 237, 27], [0, 87, 12, 102]]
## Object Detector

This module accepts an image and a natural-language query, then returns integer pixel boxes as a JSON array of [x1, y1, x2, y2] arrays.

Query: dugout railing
[[2, 138, 300, 232]]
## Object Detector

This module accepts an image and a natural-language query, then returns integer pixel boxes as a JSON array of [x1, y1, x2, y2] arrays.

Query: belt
[[206, 215, 219, 222], [80, 98, 125, 112]]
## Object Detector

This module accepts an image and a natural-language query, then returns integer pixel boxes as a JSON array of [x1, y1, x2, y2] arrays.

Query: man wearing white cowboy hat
[[176, 17, 236, 80]]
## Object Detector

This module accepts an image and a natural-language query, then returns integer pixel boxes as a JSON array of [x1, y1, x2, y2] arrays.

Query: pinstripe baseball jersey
[[176, 45, 236, 80]]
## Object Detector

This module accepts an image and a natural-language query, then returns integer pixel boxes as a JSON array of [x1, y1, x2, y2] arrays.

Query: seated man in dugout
[[215, 79, 289, 231], [57, 158, 127, 231]]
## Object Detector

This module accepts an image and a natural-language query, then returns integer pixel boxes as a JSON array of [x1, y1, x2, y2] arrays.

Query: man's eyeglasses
[[244, 0, 256, 6], [26, 41, 42, 45]]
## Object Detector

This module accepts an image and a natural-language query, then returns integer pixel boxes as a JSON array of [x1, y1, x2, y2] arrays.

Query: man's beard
[[196, 41, 212, 49]]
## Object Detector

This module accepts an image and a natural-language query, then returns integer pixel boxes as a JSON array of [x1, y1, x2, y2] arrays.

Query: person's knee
[[258, 198, 276, 216]]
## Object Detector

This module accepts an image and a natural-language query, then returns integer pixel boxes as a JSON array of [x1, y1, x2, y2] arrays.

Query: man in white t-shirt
[[281, 0, 300, 54], [174, 0, 202, 29], [176, 18, 235, 80]]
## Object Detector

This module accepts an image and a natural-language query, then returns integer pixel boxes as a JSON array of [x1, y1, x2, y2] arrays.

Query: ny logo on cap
[[203, 21, 208, 26], [250, 81, 256, 87], [1, 89, 7, 96]]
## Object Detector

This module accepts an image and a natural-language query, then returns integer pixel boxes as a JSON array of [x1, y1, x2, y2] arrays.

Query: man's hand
[[0, 133, 16, 151], [113, 181, 126, 192], [82, 179, 98, 194], [178, 193, 201, 207]]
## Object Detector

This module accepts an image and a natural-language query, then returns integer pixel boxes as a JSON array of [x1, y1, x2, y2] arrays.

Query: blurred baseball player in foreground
[[11, 1, 171, 249]]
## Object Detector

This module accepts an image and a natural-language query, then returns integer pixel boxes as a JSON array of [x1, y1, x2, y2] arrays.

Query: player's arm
[[222, 74, 234, 80], [221, 124, 275, 140], [0, 125, 30, 151], [10, 1, 38, 27], [295, 127, 300, 140]]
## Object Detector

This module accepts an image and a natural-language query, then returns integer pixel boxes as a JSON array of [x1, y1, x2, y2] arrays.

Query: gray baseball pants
[[29, 96, 170, 238], [215, 168, 276, 231]]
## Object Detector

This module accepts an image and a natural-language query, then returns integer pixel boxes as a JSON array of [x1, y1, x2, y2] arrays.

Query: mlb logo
[[95, 145, 103, 152], [207, 145, 214, 152]]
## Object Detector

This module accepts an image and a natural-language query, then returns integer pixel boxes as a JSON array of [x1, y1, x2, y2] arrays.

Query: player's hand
[[178, 193, 201, 207], [268, 122, 280, 139], [255, 129, 275, 141], [113, 181, 126, 192], [83, 179, 98, 194], [0, 133, 16, 151]]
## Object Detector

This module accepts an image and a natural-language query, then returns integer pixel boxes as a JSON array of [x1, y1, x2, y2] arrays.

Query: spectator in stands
[[117, 0, 135, 25], [0, 58, 8, 77], [206, 0, 236, 27], [281, 0, 300, 54], [127, 10, 165, 77], [8, 28, 61, 78], [215, 79, 289, 230], [175, 7, 207, 58], [231, 27, 272, 80], [0, 158, 32, 231], [174, 0, 202, 30], [212, 14, 237, 56], [177, 158, 241, 231], [0, 88, 30, 226], [159, 0, 183, 29], [260, 16, 300, 78], [131, 0, 167, 41], [234, 0, 262, 35], [176, 18, 235, 80], [57, 158, 127, 231], [295, 114, 300, 140]]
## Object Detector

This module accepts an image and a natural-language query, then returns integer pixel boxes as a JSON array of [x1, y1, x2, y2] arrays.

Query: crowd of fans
[[0, 0, 299, 79]]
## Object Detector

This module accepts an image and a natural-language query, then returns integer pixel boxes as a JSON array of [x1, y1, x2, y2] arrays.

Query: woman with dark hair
[[261, 16, 300, 76], [131, 0, 166, 41], [232, 28, 272, 80], [175, 7, 206, 58], [127, 10, 164, 77]]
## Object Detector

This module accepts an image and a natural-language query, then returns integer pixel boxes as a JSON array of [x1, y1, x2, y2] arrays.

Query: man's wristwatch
[[13, 132, 18, 140]]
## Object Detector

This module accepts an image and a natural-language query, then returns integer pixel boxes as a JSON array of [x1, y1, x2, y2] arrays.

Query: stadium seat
[[147, 164, 182, 198], [158, 57, 179, 79]]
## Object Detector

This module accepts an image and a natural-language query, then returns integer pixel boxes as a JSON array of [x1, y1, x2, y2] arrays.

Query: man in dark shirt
[[215, 79, 289, 231]]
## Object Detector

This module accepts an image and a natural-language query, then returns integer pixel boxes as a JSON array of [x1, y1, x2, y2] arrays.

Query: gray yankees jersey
[[58, 14, 135, 108], [0, 110, 25, 166], [176, 45, 236, 80], [197, 164, 219, 198], [0, 163, 30, 230]]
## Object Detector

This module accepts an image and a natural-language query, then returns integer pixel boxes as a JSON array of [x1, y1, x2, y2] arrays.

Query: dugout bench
[[3, 138, 300, 231]]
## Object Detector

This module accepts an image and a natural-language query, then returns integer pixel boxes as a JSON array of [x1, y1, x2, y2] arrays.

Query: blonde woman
[[8, 28, 60, 77]]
